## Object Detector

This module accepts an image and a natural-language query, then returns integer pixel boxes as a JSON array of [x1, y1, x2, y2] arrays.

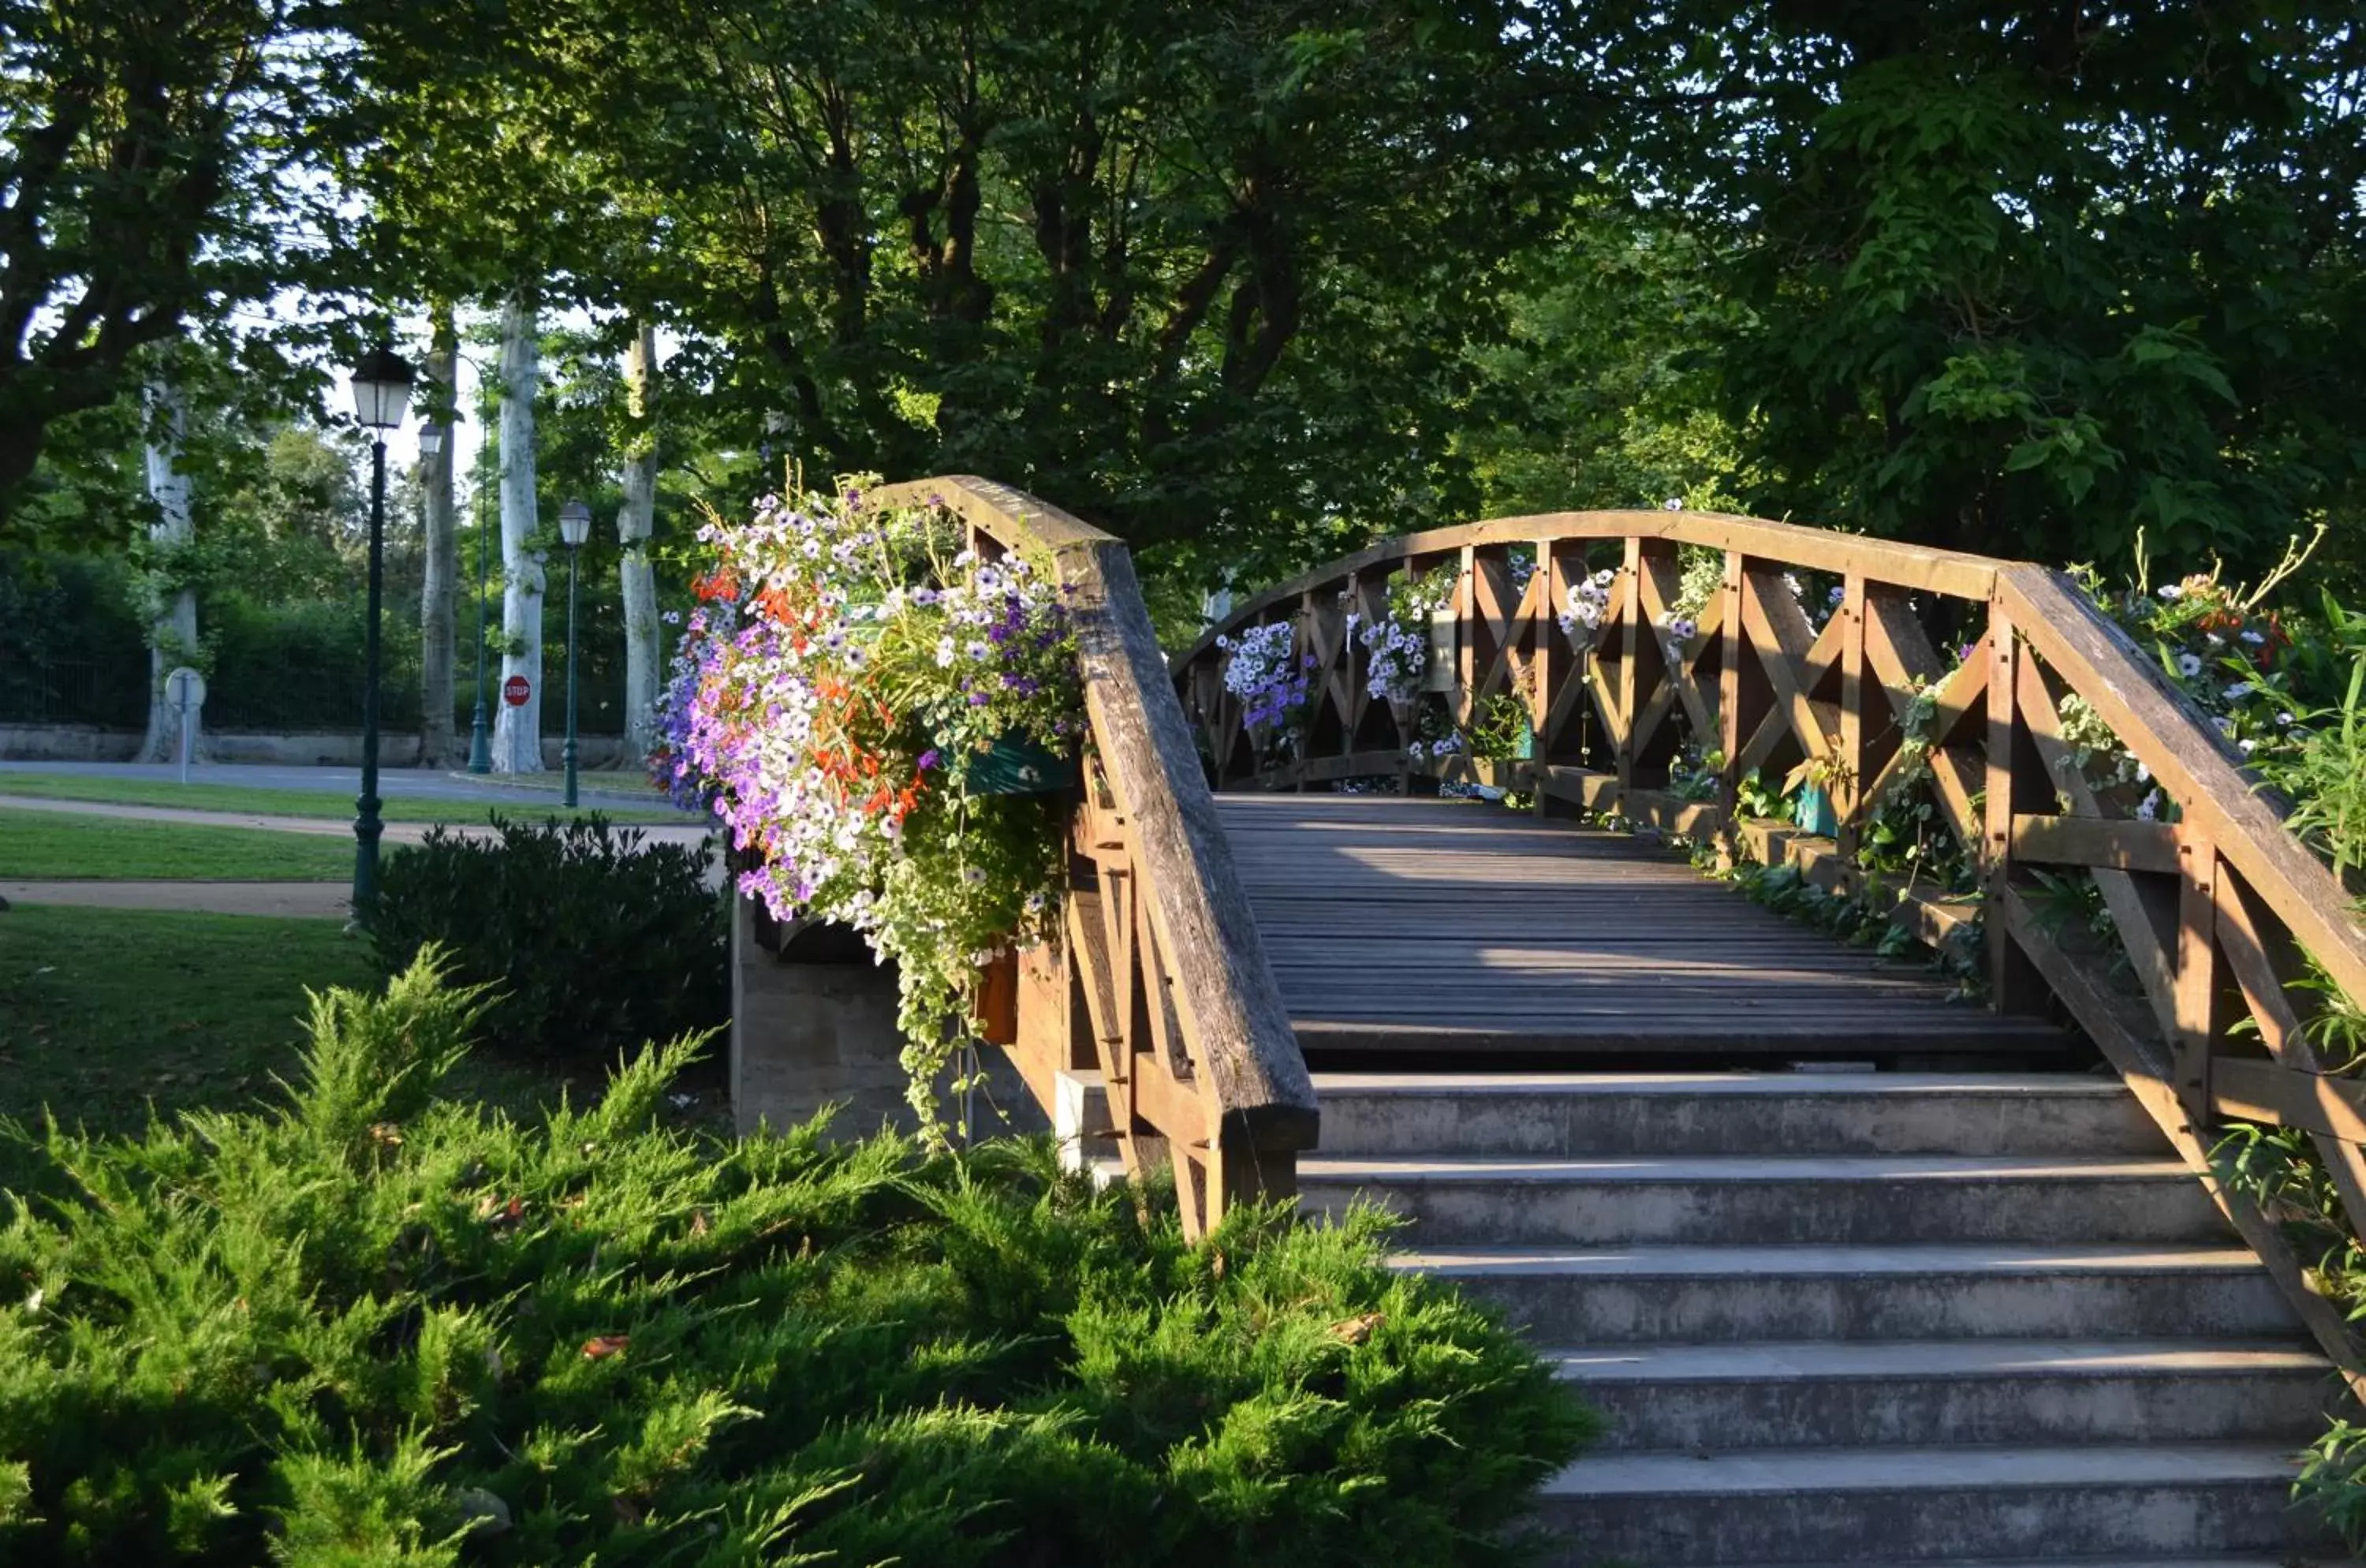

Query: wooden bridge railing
[[1176, 510, 2366, 1373], [870, 478, 1315, 1238]]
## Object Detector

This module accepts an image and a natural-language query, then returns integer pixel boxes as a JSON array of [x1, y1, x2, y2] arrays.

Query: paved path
[[0, 793, 711, 848], [2, 880, 351, 917], [0, 760, 670, 809]]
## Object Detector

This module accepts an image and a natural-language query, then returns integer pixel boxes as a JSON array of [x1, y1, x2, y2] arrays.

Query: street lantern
[[558, 498, 592, 807], [419, 424, 445, 457], [345, 341, 415, 921], [347, 342, 416, 431]]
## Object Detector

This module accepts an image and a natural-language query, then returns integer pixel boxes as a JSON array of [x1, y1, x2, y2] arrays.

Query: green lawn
[[0, 771, 692, 824], [0, 808, 357, 879], [0, 906, 692, 1181]]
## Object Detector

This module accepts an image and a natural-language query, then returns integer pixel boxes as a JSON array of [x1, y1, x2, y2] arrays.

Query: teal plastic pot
[[1796, 781, 1840, 837], [961, 733, 1077, 796]]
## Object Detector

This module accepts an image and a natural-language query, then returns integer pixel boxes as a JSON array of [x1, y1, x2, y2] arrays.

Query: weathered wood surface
[[871, 476, 1315, 1236], [1217, 794, 2061, 1055]]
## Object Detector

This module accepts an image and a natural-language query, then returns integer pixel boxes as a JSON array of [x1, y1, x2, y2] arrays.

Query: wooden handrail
[[1997, 565, 2366, 1004], [1177, 507, 2366, 1383], [871, 476, 1315, 1235]]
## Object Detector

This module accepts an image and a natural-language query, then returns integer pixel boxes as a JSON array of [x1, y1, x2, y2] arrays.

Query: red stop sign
[[502, 674, 531, 707]]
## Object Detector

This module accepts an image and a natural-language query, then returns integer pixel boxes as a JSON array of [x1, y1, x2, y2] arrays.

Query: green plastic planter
[[1796, 781, 1840, 837], [961, 734, 1077, 796]]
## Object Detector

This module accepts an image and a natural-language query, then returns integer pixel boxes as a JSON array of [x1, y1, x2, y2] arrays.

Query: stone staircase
[[1300, 1070, 2350, 1566]]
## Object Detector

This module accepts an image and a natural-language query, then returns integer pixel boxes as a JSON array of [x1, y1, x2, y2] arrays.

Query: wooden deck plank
[[1213, 794, 2062, 1055]]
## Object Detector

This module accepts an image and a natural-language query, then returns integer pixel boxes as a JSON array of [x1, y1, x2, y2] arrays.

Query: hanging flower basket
[[651, 478, 1084, 1141]]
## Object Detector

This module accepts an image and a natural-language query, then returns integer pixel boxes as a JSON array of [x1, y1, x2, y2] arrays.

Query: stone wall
[[728, 893, 1047, 1142]]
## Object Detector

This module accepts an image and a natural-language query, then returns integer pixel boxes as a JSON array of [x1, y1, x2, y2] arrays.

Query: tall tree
[[418, 306, 460, 767], [1635, 0, 2366, 569], [489, 289, 545, 775], [556, 0, 1601, 587], [0, 0, 345, 517], [134, 378, 197, 763], [616, 322, 662, 764]]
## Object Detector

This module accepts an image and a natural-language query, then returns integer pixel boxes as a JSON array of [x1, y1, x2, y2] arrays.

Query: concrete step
[[1656, 1561, 2355, 1568], [1310, 1071, 2161, 1159], [1655, 1561, 2353, 1568], [1302, 1153, 2225, 1245], [1533, 1443, 2335, 1565], [1402, 1244, 2301, 1344], [1554, 1338, 2338, 1450]]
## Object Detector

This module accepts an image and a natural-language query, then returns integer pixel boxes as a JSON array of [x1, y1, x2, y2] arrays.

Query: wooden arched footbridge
[[874, 476, 2366, 1566]]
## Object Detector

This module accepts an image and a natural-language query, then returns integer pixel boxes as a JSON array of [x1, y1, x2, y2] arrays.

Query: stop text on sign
[[502, 674, 530, 707]]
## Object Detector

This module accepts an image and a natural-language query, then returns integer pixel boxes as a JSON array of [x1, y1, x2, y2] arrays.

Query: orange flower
[[2256, 611, 2292, 670], [694, 571, 740, 603], [755, 585, 791, 622]]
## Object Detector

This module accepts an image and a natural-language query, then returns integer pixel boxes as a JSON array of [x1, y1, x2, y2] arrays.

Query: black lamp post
[[558, 498, 591, 808], [346, 341, 416, 917], [466, 431, 494, 774]]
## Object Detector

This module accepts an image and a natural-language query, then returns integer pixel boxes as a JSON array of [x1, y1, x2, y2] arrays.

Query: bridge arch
[[1170, 504, 2366, 1369]]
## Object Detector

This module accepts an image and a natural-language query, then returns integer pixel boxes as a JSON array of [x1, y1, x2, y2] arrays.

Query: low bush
[[369, 816, 726, 1063], [0, 955, 1593, 1564]]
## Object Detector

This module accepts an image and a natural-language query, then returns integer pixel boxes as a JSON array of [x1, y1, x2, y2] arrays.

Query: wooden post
[[1985, 607, 2047, 1013], [1717, 551, 1747, 844], [1614, 537, 1646, 801], [1837, 573, 1868, 859], [2174, 834, 2222, 1122]]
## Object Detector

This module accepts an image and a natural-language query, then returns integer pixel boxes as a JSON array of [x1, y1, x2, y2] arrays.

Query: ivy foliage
[[0, 952, 1593, 1565]]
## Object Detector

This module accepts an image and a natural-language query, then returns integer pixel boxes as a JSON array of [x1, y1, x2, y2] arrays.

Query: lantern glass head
[[418, 424, 446, 457], [558, 499, 592, 548], [348, 342, 416, 431]]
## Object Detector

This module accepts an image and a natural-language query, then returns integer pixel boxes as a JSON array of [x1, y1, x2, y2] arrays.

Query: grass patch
[[0, 808, 355, 881], [0, 907, 677, 1187], [0, 771, 691, 824]]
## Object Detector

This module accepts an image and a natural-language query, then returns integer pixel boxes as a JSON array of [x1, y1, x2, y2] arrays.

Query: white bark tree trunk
[[418, 307, 459, 768], [491, 289, 546, 774], [136, 379, 200, 764], [618, 320, 662, 767]]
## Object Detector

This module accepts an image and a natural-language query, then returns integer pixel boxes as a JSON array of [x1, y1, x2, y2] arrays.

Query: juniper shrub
[[0, 953, 1593, 1565]]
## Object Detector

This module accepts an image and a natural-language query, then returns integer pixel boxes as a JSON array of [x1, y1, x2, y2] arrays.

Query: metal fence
[[0, 654, 151, 728]]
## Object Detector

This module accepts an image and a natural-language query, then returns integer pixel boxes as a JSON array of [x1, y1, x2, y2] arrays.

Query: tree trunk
[[418, 305, 459, 768], [491, 289, 546, 774], [618, 320, 662, 768], [136, 379, 199, 764]]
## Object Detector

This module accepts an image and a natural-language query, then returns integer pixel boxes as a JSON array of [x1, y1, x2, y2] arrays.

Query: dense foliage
[[0, 955, 1593, 1564], [368, 817, 726, 1063]]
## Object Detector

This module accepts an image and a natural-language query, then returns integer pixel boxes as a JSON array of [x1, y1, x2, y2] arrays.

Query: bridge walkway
[[1217, 793, 2062, 1061]]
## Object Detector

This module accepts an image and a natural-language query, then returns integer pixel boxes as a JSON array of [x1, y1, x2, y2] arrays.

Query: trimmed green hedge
[[0, 954, 1593, 1564], [369, 817, 727, 1065]]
